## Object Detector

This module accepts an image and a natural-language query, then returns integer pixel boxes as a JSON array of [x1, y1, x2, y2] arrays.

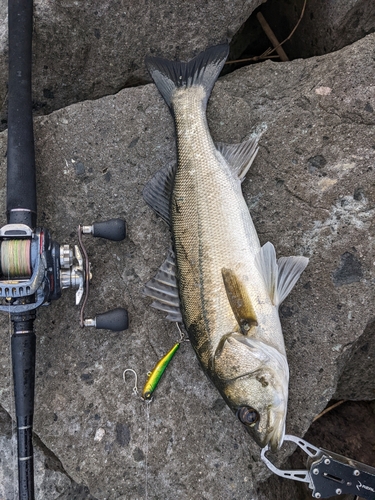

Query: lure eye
[[237, 406, 260, 427]]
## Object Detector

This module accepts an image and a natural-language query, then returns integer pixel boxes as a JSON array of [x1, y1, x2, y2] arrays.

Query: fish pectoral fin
[[254, 242, 279, 305], [277, 255, 309, 305], [255, 242, 309, 306], [143, 247, 182, 322], [143, 163, 176, 225], [221, 268, 258, 333], [216, 133, 262, 181], [213, 333, 267, 380]]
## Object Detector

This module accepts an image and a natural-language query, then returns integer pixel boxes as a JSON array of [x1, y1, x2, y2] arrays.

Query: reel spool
[[0, 218, 128, 331], [1, 239, 32, 278]]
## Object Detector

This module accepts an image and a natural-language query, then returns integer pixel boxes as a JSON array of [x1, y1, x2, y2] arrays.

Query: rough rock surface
[[0, 0, 263, 128], [334, 319, 375, 400], [0, 405, 96, 499], [0, 33, 375, 499], [287, 0, 375, 59]]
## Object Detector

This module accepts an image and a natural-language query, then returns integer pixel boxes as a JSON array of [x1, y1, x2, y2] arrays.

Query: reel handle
[[84, 307, 129, 331], [82, 218, 126, 241]]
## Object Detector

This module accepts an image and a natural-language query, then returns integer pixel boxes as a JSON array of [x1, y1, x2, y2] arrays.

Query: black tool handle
[[11, 319, 36, 500], [95, 308, 129, 331], [7, 0, 36, 228], [92, 219, 126, 241]]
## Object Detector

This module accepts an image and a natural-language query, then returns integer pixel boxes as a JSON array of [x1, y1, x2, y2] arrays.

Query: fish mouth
[[242, 411, 285, 452], [263, 419, 286, 452], [244, 406, 286, 452]]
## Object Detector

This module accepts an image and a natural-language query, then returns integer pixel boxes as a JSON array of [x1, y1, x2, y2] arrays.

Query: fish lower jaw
[[265, 423, 286, 452]]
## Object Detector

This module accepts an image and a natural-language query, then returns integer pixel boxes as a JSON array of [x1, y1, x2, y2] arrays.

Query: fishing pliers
[[261, 435, 375, 499]]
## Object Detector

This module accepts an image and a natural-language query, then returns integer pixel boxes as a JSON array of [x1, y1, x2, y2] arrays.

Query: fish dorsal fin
[[216, 134, 261, 181], [277, 255, 309, 305], [143, 248, 182, 322], [142, 164, 175, 225], [221, 268, 258, 333], [255, 242, 309, 306]]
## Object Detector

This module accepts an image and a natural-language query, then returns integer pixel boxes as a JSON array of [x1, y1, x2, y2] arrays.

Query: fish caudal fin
[[255, 242, 309, 307], [145, 44, 229, 110]]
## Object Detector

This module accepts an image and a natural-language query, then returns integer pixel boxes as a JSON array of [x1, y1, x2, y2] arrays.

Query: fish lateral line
[[142, 342, 180, 400]]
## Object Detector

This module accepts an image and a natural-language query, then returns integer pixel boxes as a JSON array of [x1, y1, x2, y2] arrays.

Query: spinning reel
[[0, 218, 129, 331]]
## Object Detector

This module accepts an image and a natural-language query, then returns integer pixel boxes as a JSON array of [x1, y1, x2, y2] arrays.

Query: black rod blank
[[7, 0, 36, 228], [7, 1, 37, 499]]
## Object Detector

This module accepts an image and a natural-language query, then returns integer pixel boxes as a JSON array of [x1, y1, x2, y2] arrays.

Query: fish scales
[[144, 44, 308, 451], [171, 87, 281, 367]]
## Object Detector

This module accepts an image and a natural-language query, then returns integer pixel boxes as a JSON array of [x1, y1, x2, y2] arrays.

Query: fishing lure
[[142, 342, 180, 400]]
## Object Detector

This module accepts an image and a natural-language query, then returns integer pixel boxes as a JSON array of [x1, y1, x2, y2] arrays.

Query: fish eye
[[237, 406, 260, 427]]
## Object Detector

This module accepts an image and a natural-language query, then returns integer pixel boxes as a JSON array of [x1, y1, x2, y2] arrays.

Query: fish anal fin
[[143, 163, 175, 225], [221, 268, 258, 333], [143, 248, 182, 323]]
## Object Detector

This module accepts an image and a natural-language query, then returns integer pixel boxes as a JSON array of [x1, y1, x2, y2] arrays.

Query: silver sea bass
[[143, 44, 308, 451]]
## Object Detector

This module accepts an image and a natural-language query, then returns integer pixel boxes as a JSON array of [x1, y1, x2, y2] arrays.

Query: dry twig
[[256, 12, 289, 61], [312, 400, 346, 422], [266, 0, 307, 58], [226, 0, 307, 65]]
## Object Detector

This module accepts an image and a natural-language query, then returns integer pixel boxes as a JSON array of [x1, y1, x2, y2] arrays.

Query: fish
[[143, 44, 308, 451]]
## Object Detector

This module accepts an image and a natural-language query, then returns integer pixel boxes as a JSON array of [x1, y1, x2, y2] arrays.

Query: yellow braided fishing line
[[1, 240, 31, 277]]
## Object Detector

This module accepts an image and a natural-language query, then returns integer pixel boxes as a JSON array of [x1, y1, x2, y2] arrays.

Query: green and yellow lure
[[142, 342, 180, 400]]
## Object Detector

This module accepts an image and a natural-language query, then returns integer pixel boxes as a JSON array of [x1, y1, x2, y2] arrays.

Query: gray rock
[[334, 319, 375, 400], [0, 32, 375, 499], [0, 0, 264, 128], [0, 405, 93, 499], [288, 0, 375, 59]]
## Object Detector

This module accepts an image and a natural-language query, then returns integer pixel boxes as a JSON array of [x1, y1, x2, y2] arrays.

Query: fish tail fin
[[145, 44, 229, 110]]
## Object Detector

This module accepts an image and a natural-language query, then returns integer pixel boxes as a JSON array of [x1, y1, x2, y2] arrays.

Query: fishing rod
[[5, 1, 129, 498]]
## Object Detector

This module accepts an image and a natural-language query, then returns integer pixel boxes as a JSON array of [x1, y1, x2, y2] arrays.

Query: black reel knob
[[85, 307, 129, 331], [83, 218, 126, 241]]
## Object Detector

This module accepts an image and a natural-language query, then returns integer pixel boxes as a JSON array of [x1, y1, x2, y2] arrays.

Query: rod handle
[[11, 331, 35, 418], [11, 327, 36, 500]]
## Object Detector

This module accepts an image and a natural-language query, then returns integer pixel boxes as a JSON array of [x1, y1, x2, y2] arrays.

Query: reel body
[[0, 219, 129, 330], [0, 224, 60, 311]]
